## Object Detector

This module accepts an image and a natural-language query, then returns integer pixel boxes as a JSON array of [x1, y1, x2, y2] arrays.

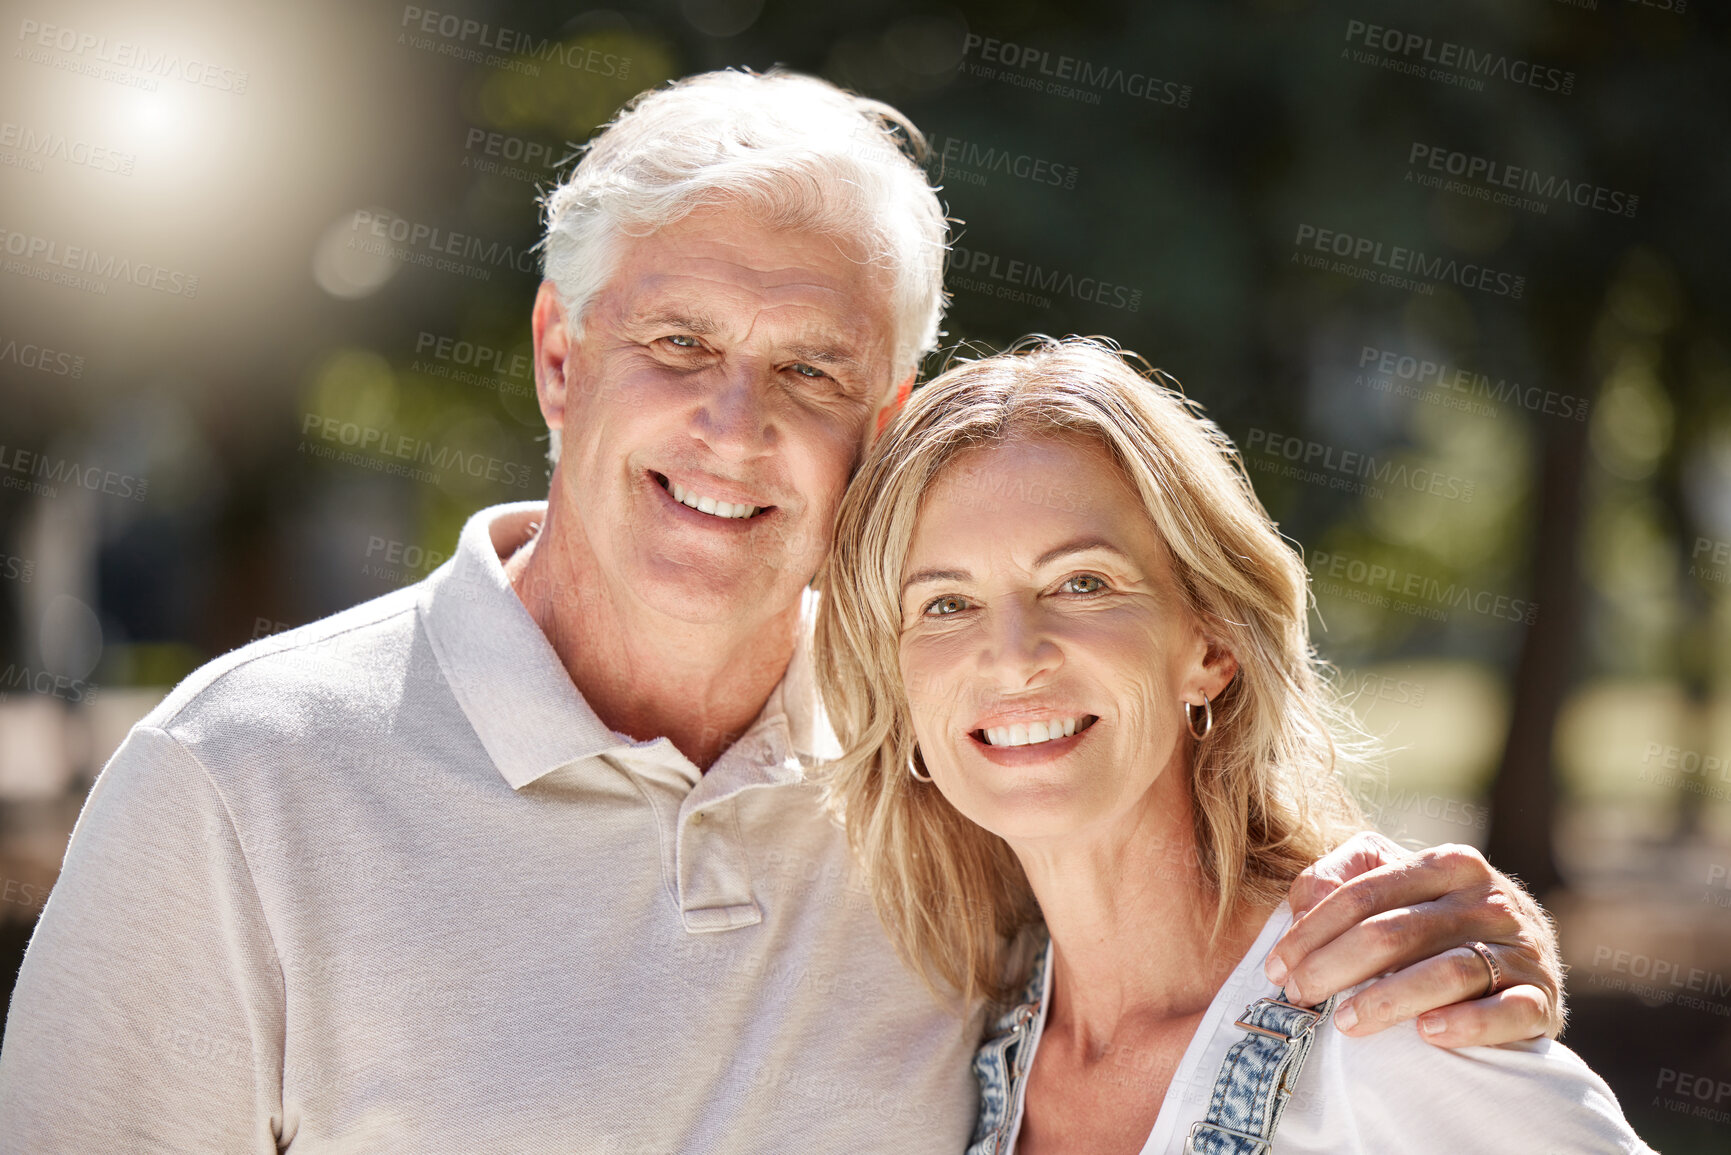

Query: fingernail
[[1419, 1014, 1446, 1036], [1265, 956, 1288, 986], [1334, 1003, 1357, 1032]]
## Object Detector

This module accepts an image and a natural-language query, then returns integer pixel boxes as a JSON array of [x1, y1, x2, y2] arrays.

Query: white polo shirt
[[0, 502, 981, 1153]]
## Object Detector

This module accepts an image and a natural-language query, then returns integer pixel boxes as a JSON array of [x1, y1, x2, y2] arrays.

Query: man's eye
[[665, 335, 700, 348], [924, 595, 969, 617], [1063, 574, 1107, 595], [790, 363, 826, 379]]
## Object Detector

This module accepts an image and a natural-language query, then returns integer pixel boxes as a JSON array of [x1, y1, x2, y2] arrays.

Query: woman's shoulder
[[1271, 1006, 1655, 1154]]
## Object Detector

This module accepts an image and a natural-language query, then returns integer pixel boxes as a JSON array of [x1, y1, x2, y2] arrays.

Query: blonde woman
[[816, 339, 1651, 1154]]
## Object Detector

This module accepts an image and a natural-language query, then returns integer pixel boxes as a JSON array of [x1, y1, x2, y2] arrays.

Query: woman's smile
[[974, 715, 1097, 748]]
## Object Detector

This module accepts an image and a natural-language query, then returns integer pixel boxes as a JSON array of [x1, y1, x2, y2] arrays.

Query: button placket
[[676, 795, 761, 932]]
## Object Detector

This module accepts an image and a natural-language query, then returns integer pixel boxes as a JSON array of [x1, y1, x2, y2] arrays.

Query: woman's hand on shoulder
[[1262, 831, 1564, 1047]]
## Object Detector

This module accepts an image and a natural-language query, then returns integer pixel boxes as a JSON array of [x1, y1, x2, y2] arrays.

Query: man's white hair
[[539, 68, 950, 463]]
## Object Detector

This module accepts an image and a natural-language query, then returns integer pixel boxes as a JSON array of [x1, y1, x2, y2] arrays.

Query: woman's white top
[[1004, 904, 1654, 1154]]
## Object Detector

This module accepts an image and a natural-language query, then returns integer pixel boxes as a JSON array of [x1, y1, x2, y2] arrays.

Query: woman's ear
[[1192, 633, 1239, 703]]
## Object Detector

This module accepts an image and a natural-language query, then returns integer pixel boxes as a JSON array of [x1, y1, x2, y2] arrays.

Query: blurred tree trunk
[[1485, 399, 1590, 897], [1658, 339, 1710, 844]]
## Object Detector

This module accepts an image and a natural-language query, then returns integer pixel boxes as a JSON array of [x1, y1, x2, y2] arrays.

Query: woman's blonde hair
[[815, 337, 1366, 1006]]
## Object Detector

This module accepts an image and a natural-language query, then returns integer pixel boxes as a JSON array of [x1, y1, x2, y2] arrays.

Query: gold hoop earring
[[908, 746, 933, 783], [1185, 694, 1213, 741]]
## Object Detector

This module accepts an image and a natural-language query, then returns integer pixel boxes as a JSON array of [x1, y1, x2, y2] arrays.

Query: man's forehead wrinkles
[[624, 272, 854, 324]]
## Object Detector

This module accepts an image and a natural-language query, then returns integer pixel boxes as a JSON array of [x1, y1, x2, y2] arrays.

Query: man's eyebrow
[[785, 340, 865, 372], [627, 309, 718, 335], [1034, 537, 1130, 569], [901, 567, 971, 593]]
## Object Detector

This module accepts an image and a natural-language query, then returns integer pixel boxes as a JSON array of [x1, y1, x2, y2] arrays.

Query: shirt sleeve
[[1284, 1015, 1657, 1154], [0, 724, 285, 1152]]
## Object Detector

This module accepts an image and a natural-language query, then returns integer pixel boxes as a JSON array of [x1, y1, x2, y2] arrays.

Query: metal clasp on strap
[[1187, 1119, 1272, 1153], [1232, 996, 1325, 1041]]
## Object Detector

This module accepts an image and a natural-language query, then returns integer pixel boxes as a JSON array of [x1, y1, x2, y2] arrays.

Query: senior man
[[0, 71, 1563, 1152]]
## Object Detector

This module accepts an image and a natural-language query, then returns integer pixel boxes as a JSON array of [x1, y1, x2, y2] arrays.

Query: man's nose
[[693, 361, 774, 462]]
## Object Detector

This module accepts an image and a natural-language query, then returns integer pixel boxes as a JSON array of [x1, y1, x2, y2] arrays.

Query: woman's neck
[[1009, 771, 1275, 1055]]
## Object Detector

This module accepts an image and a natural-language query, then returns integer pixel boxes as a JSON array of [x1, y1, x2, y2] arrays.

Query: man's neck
[[503, 503, 800, 771]]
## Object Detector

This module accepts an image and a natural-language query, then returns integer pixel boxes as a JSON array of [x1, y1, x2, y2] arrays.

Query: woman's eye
[[665, 335, 700, 348], [924, 595, 969, 617], [1063, 574, 1107, 595], [790, 362, 826, 379]]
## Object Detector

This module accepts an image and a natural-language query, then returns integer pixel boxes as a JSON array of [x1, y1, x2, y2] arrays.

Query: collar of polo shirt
[[416, 501, 832, 792]]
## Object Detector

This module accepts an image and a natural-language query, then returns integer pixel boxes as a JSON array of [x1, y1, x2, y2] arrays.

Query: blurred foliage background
[[1, 0, 1727, 1147]]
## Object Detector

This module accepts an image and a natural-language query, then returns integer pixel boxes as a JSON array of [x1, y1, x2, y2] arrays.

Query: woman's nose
[[979, 604, 1062, 689]]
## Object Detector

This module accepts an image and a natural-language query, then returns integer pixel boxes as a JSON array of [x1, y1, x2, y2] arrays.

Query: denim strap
[[967, 939, 1051, 1155], [1185, 991, 1335, 1155]]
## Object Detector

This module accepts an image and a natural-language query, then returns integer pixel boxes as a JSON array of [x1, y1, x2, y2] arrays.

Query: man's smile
[[649, 470, 777, 524]]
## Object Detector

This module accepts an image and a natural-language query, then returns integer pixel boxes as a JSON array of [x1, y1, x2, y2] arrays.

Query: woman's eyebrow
[[1033, 537, 1129, 568], [900, 540, 1130, 594], [901, 567, 970, 594]]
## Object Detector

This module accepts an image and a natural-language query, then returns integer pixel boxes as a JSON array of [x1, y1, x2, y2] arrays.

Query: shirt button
[[691, 811, 705, 824]]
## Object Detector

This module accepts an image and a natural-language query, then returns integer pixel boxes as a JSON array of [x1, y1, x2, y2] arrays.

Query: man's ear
[[532, 281, 575, 437], [869, 372, 916, 444]]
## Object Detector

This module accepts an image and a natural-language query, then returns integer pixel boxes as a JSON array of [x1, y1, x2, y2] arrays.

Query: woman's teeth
[[981, 717, 1090, 747], [670, 480, 759, 520]]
